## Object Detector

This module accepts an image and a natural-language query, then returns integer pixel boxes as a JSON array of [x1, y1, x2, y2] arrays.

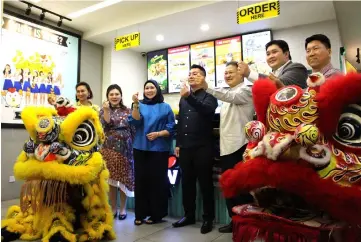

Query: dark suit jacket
[[260, 61, 308, 89]]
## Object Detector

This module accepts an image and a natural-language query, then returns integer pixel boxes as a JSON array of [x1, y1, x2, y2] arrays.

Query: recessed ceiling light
[[200, 24, 210, 31], [156, 35, 164, 41], [67, 0, 123, 19]]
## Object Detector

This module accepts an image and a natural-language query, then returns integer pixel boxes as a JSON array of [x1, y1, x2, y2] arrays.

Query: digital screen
[[215, 36, 242, 87], [168, 45, 190, 93], [242, 30, 272, 79], [190, 41, 216, 88], [147, 50, 168, 94], [1, 13, 80, 126]]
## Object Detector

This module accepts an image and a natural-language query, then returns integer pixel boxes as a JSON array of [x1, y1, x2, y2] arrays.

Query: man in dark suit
[[239, 40, 308, 88]]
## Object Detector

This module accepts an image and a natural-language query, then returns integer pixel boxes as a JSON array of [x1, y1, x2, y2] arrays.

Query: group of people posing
[[62, 33, 342, 235]]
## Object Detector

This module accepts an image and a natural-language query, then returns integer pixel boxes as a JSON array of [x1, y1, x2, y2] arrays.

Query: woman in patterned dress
[[100, 84, 135, 220]]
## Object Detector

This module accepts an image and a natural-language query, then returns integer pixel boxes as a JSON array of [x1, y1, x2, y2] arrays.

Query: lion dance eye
[[72, 121, 95, 147], [333, 104, 361, 148]]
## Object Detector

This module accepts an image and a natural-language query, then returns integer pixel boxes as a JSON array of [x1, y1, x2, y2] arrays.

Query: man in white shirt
[[238, 40, 308, 89], [203, 61, 254, 233]]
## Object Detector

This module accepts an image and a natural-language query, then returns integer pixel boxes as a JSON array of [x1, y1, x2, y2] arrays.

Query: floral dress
[[100, 107, 135, 197]]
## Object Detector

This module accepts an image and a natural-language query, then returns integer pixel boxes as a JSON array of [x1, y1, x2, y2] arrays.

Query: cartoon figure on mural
[[1, 50, 64, 119]]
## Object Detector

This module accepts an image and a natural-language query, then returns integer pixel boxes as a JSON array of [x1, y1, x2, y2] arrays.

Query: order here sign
[[237, 0, 280, 24], [114, 32, 140, 51]]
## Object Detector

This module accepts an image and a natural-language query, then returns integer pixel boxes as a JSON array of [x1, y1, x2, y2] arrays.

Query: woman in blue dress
[[38, 71, 47, 105], [2, 64, 13, 91], [128, 80, 175, 226], [13, 69, 23, 92], [53, 73, 62, 97], [30, 71, 39, 105], [22, 68, 31, 106]]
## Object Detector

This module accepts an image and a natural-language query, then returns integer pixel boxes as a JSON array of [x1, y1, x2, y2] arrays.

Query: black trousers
[[220, 145, 254, 218], [133, 149, 169, 220], [179, 145, 215, 221]]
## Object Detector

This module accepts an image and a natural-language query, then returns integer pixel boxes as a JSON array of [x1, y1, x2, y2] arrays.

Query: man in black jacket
[[172, 64, 218, 234]]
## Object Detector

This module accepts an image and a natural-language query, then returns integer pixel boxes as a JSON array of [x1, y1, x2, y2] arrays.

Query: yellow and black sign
[[114, 32, 140, 51], [237, 0, 280, 24]]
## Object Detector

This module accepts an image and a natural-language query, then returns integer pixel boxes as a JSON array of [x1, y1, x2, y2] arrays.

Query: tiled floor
[[1, 199, 233, 242]]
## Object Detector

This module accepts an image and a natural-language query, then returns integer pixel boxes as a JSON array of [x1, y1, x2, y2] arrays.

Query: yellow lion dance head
[[1, 106, 115, 242]]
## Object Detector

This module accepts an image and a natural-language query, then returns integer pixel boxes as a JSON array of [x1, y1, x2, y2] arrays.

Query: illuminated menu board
[[190, 41, 216, 88], [215, 36, 242, 87], [147, 50, 168, 93], [242, 30, 272, 78], [168, 45, 190, 93]]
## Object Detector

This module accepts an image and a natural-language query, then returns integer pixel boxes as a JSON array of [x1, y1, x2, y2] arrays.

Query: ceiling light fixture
[[200, 24, 210, 31], [20, 1, 72, 27], [39, 10, 45, 20], [57, 17, 63, 27], [25, 5, 31, 15], [156, 35, 164, 42], [67, 0, 123, 19]]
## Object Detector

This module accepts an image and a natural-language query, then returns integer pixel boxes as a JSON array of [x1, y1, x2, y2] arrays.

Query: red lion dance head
[[220, 73, 361, 242]]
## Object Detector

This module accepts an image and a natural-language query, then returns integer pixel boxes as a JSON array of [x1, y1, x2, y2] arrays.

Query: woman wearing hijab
[[128, 80, 176, 226]]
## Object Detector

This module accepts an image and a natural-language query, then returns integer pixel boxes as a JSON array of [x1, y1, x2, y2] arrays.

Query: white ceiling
[[87, 0, 337, 52], [4, 1, 337, 53], [4, 1, 216, 36]]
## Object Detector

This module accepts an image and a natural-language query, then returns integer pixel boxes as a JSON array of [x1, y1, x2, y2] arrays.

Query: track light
[[25, 5, 31, 15], [39, 10, 45, 20], [57, 17, 62, 27], [20, 1, 72, 28]]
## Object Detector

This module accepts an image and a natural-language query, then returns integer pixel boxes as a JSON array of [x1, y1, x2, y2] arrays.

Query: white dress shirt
[[206, 82, 254, 156]]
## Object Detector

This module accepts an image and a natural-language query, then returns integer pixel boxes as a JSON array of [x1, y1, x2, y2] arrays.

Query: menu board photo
[[190, 41, 216, 88], [215, 36, 242, 87], [147, 50, 168, 93], [168, 46, 190, 93], [242, 30, 272, 78]]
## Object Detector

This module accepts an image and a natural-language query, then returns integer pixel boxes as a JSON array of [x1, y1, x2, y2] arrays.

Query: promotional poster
[[215, 36, 242, 87], [190, 41, 216, 88], [168, 45, 190, 93], [242, 30, 272, 79], [1, 14, 79, 125], [147, 50, 168, 93]]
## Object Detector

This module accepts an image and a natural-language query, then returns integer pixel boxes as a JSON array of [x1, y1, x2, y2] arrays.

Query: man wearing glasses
[[305, 34, 341, 78], [173, 64, 218, 234]]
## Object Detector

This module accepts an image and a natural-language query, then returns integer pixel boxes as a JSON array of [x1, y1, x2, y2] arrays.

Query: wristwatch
[[131, 102, 139, 109]]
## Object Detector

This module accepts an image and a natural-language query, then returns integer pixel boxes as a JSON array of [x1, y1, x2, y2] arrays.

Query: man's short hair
[[265, 40, 292, 60], [190, 64, 206, 77], [225, 61, 238, 68], [305, 34, 331, 49]]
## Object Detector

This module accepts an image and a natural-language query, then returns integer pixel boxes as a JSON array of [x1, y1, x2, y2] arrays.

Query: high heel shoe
[[113, 211, 118, 218], [118, 213, 127, 220]]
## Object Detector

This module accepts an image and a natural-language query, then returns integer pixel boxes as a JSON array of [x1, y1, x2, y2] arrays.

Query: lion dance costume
[[220, 73, 361, 241], [1, 98, 116, 242]]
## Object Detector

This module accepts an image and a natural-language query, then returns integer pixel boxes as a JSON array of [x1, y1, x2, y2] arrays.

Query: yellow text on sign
[[114, 32, 140, 51], [237, 0, 280, 24]]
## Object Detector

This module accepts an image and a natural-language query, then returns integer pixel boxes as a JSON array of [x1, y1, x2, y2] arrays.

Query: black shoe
[[200, 220, 213, 234], [118, 213, 127, 220], [172, 217, 195, 228], [219, 221, 232, 233]]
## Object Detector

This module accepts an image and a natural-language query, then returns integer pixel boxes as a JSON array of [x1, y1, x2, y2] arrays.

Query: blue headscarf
[[141, 80, 164, 105]]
